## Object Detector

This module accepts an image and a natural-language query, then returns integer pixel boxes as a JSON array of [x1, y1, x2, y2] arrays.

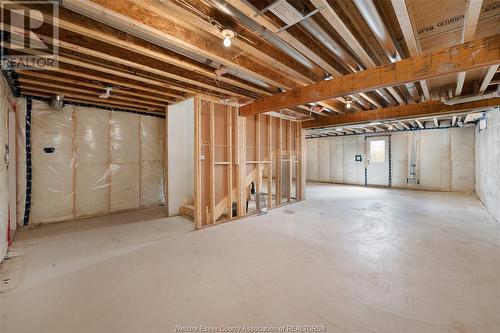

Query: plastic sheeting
[[29, 100, 165, 224], [15, 98, 26, 226], [306, 127, 475, 191], [0, 74, 11, 260], [475, 110, 500, 221]]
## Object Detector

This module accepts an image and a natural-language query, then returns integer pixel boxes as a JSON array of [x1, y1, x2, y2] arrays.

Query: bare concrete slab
[[2, 183, 500, 333]]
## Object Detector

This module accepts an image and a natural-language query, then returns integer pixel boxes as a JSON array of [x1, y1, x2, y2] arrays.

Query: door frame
[[364, 134, 391, 188]]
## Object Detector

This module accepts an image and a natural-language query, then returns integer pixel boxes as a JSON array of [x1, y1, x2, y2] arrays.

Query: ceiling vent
[[268, 0, 304, 26]]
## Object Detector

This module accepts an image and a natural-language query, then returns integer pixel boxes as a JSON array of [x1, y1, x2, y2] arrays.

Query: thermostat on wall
[[355, 154, 362, 162]]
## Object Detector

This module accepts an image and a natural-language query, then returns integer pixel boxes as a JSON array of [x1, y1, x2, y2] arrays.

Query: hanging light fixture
[[221, 28, 235, 47], [344, 97, 354, 109]]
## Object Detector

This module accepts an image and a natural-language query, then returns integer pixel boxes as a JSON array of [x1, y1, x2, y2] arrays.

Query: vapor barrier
[[28, 100, 165, 224]]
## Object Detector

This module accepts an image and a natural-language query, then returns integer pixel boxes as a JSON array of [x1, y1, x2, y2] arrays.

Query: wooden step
[[180, 205, 194, 218]]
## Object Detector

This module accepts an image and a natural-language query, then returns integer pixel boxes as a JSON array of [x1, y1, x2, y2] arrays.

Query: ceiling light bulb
[[221, 28, 235, 48], [346, 101, 352, 109]]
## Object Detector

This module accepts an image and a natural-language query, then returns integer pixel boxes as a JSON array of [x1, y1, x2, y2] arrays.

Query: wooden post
[[267, 115, 272, 209], [209, 101, 215, 224], [287, 121, 292, 202], [256, 115, 261, 194], [237, 115, 247, 217], [194, 97, 202, 229], [277, 117, 282, 206], [227, 105, 233, 219]]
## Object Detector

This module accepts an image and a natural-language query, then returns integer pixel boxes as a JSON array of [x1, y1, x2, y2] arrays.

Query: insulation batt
[[28, 100, 165, 224]]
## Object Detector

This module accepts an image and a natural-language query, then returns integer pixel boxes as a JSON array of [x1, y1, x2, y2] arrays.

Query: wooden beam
[[312, 0, 375, 68], [21, 86, 164, 111], [17, 71, 175, 103], [64, 0, 297, 90], [137, 0, 320, 85], [44, 67, 182, 100], [479, 65, 500, 93], [23, 90, 163, 113], [226, 0, 340, 76], [456, 0, 484, 96], [18, 78, 168, 108], [391, 0, 431, 101], [53, 14, 270, 96], [240, 35, 500, 116], [0, 22, 252, 98], [302, 98, 500, 128]]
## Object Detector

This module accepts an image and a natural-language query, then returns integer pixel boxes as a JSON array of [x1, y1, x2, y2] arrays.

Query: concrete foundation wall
[[307, 127, 475, 192], [475, 110, 500, 221]]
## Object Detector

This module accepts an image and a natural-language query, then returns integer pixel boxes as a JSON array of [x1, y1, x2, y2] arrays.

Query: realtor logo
[[1, 0, 59, 70]]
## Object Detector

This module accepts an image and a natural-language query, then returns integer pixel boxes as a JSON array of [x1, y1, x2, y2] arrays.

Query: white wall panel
[[306, 139, 318, 181], [168, 98, 194, 215], [318, 139, 330, 181], [391, 132, 409, 187], [451, 127, 475, 191], [476, 110, 500, 221], [330, 137, 343, 183], [307, 127, 475, 192]]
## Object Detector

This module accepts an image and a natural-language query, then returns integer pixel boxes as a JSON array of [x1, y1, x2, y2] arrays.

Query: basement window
[[369, 140, 386, 163]]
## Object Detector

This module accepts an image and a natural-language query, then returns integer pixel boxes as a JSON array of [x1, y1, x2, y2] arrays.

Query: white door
[[366, 136, 389, 186]]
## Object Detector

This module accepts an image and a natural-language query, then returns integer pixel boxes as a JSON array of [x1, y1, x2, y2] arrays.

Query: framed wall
[[194, 96, 305, 229]]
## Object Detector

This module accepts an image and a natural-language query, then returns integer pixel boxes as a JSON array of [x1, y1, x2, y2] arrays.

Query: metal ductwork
[[207, 0, 315, 70], [440, 87, 500, 105], [51, 95, 65, 111], [62, 0, 271, 90], [210, 0, 399, 108], [299, 18, 362, 73], [353, 0, 421, 102]]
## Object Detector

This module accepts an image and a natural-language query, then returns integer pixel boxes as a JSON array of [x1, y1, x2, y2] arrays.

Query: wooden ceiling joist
[[141, 0, 322, 85], [35, 68, 183, 101], [22, 90, 164, 114], [18, 78, 168, 108], [391, 0, 431, 101], [22, 86, 165, 111], [4, 23, 233, 99], [303, 98, 500, 129], [240, 35, 500, 116], [479, 65, 500, 93], [456, 0, 484, 96], [63, 0, 298, 90], [16, 71, 176, 104], [54, 14, 271, 96]]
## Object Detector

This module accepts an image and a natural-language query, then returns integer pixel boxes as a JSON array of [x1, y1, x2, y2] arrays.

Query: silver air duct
[[207, 0, 315, 70], [353, 0, 421, 102], [299, 18, 361, 72], [51, 95, 64, 111], [440, 87, 500, 105]]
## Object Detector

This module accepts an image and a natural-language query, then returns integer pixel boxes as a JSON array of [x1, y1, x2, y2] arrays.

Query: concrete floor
[[2, 182, 500, 333]]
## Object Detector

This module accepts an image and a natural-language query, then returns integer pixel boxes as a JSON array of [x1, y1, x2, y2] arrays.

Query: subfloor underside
[[2, 182, 500, 332]]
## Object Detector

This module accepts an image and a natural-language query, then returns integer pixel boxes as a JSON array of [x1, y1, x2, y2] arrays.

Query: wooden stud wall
[[194, 96, 305, 229]]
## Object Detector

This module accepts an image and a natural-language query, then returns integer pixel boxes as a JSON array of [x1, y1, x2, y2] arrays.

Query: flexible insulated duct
[[440, 87, 500, 105], [207, 0, 315, 70], [352, 0, 421, 102]]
